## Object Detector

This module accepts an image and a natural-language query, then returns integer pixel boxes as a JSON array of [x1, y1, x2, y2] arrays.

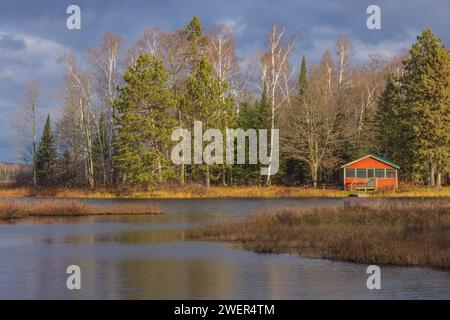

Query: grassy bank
[[374, 185, 450, 198], [0, 186, 343, 198], [187, 200, 450, 268], [0, 198, 162, 221], [1, 185, 449, 199]]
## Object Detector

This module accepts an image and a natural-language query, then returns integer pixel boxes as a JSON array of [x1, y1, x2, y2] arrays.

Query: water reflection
[[0, 198, 449, 299]]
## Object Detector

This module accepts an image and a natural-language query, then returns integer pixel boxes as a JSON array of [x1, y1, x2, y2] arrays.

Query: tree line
[[15, 17, 450, 189]]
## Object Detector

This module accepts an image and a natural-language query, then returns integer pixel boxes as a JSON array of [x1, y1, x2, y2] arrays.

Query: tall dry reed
[[187, 200, 450, 268], [0, 198, 162, 221]]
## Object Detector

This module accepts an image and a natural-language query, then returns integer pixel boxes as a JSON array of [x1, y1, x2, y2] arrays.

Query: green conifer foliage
[[35, 115, 57, 186], [114, 53, 176, 185]]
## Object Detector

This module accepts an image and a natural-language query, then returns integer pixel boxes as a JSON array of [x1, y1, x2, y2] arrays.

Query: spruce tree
[[257, 83, 271, 129], [283, 56, 309, 185], [185, 16, 203, 41], [35, 115, 57, 186], [234, 100, 261, 184], [374, 75, 403, 159], [298, 55, 308, 99]]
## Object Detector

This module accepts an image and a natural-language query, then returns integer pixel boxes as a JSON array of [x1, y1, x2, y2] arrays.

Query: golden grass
[[132, 185, 345, 198], [0, 186, 344, 198], [375, 186, 450, 198], [187, 199, 450, 268], [0, 187, 30, 197], [0, 198, 162, 221], [0, 185, 449, 199]]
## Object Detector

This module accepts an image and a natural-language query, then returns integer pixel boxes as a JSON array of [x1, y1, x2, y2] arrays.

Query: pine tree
[[114, 53, 176, 185], [35, 115, 57, 186], [183, 58, 233, 187], [402, 28, 450, 185], [184, 16, 207, 70]]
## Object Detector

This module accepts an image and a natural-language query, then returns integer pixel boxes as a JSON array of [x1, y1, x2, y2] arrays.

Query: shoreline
[[0, 198, 163, 222], [187, 199, 450, 268], [0, 185, 449, 199]]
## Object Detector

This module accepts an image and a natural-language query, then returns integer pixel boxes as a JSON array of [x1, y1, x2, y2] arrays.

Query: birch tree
[[207, 24, 241, 185], [208, 24, 242, 103], [61, 54, 96, 189], [126, 27, 163, 67], [351, 54, 387, 154], [336, 36, 353, 91], [89, 32, 123, 186], [257, 25, 296, 186]]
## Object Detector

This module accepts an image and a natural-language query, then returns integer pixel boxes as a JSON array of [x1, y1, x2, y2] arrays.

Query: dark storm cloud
[[0, 0, 449, 161]]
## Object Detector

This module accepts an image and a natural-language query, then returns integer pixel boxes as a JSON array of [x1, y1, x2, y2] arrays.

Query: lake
[[0, 197, 449, 299]]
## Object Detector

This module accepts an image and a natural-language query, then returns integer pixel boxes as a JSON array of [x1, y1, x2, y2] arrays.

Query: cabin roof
[[340, 154, 400, 169]]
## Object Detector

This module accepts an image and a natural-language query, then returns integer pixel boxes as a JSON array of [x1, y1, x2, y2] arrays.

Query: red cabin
[[341, 154, 400, 191]]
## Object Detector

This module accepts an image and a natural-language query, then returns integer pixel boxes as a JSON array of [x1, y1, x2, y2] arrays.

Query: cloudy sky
[[0, 0, 449, 162]]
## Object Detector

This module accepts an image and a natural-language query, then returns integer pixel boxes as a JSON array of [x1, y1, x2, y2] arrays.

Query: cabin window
[[356, 169, 367, 178], [386, 169, 396, 178], [346, 168, 355, 178], [368, 169, 375, 178], [375, 169, 385, 178]]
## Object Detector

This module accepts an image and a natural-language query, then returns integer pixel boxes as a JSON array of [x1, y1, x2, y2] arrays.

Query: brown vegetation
[[0, 185, 344, 198], [1, 185, 449, 199], [0, 198, 162, 221], [187, 200, 450, 268]]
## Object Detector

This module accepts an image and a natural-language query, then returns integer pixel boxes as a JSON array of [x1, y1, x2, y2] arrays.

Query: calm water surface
[[0, 197, 449, 299]]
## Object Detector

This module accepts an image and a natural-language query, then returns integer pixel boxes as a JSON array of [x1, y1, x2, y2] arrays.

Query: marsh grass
[[0, 198, 162, 221], [0, 186, 344, 198], [187, 200, 450, 268], [1, 185, 449, 199], [377, 186, 450, 197]]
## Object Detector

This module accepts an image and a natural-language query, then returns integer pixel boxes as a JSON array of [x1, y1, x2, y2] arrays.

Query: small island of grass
[[187, 199, 450, 268], [0, 198, 162, 221]]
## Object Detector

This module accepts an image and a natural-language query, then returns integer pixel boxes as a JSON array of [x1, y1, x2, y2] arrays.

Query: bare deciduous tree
[[60, 54, 96, 189], [89, 31, 123, 186], [207, 24, 242, 185], [159, 30, 191, 185], [208, 24, 242, 102], [126, 27, 163, 67], [14, 80, 41, 187], [336, 36, 353, 91], [256, 25, 297, 186], [285, 52, 340, 187]]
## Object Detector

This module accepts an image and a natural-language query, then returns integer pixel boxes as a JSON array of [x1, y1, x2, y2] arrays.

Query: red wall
[[346, 157, 396, 169], [344, 156, 398, 190], [344, 177, 397, 190], [377, 178, 397, 189]]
